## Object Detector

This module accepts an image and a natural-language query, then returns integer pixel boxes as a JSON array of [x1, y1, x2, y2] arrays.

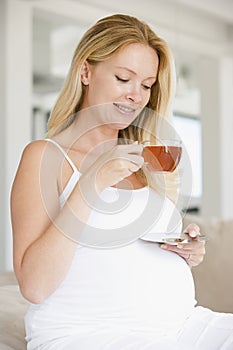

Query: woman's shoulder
[[22, 139, 64, 159], [12, 140, 61, 198], [23, 138, 56, 153], [17, 140, 46, 166], [18, 139, 63, 172]]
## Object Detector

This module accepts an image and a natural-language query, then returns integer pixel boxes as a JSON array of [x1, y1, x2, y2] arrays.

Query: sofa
[[183, 215, 233, 313], [0, 272, 28, 350], [1, 215, 233, 350]]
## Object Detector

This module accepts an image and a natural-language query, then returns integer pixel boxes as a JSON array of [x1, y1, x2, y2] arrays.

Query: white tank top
[[25, 139, 196, 349]]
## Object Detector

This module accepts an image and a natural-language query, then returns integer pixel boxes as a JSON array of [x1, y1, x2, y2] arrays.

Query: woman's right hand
[[80, 142, 144, 193]]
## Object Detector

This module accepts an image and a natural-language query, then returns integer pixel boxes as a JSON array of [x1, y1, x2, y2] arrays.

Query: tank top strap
[[45, 138, 78, 173]]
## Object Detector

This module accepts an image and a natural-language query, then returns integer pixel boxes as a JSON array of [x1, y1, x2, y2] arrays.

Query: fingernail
[[177, 244, 183, 249], [161, 244, 167, 249], [190, 230, 197, 237]]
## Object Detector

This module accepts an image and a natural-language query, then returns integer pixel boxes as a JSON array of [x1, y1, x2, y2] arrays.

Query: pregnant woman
[[11, 14, 233, 349]]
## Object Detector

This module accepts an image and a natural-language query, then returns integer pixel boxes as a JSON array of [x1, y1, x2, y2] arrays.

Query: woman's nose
[[125, 85, 142, 104]]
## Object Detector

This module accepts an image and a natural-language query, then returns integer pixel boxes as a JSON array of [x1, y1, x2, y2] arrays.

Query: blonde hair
[[47, 14, 178, 202]]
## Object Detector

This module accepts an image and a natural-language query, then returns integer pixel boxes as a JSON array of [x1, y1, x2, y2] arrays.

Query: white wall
[[0, 0, 7, 271], [1, 0, 233, 270], [219, 58, 233, 219], [0, 0, 32, 270]]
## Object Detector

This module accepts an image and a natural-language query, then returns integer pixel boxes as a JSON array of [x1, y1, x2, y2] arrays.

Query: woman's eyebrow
[[116, 66, 156, 80]]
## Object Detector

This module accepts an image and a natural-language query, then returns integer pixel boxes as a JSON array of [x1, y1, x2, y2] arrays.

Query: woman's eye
[[142, 85, 151, 90], [115, 76, 129, 83]]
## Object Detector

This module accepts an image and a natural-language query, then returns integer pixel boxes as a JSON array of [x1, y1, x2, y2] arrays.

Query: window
[[173, 114, 202, 211]]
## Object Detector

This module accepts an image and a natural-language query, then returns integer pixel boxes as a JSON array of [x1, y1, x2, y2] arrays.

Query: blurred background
[[0, 0, 233, 270]]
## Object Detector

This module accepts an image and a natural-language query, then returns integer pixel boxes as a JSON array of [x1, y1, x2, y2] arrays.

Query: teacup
[[142, 139, 182, 172]]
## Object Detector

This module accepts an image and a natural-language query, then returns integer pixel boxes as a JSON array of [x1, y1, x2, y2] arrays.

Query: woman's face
[[80, 43, 159, 129]]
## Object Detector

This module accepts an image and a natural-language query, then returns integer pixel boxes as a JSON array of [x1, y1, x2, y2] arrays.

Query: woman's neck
[[53, 121, 118, 153]]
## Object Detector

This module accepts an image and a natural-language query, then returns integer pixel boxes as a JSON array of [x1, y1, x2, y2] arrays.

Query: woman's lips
[[113, 102, 137, 115]]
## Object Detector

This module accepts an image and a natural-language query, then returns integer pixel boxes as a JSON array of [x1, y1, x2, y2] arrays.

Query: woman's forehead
[[101, 43, 159, 77]]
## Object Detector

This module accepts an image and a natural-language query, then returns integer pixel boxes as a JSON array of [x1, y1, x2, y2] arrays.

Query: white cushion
[[0, 285, 28, 350]]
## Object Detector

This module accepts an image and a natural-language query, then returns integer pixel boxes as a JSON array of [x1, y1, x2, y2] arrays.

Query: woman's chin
[[110, 122, 132, 130]]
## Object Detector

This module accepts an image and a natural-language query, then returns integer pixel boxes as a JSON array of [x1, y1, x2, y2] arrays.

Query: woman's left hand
[[161, 223, 206, 267]]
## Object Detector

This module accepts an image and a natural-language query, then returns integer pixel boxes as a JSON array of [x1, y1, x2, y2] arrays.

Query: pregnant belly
[[45, 240, 196, 335]]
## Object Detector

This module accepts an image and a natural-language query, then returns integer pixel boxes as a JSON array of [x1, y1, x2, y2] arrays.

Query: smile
[[113, 103, 137, 114]]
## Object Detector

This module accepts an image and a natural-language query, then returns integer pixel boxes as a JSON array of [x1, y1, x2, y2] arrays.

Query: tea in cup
[[142, 139, 182, 172]]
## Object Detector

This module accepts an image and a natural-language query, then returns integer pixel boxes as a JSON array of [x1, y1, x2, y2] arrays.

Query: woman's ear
[[80, 61, 91, 85]]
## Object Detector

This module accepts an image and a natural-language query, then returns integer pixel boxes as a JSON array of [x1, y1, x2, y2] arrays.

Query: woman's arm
[[11, 141, 85, 303]]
